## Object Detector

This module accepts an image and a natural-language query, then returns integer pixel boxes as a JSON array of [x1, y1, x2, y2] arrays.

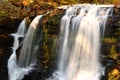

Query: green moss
[[114, 28, 120, 36], [0, 11, 7, 18], [46, 14, 61, 34], [102, 37, 117, 44], [110, 45, 117, 59], [22, 11, 28, 17]]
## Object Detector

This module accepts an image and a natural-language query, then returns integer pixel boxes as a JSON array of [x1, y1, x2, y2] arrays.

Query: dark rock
[[0, 18, 21, 33], [0, 35, 14, 47], [0, 17, 21, 80], [116, 43, 120, 53]]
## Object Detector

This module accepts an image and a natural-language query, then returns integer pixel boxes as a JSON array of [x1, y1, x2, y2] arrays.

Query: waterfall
[[11, 18, 27, 37], [18, 15, 43, 67], [17, 18, 27, 37], [48, 4, 114, 80], [8, 15, 43, 80], [8, 18, 27, 80]]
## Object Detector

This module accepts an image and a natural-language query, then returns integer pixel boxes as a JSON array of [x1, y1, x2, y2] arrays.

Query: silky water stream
[[8, 15, 43, 80], [48, 4, 114, 80]]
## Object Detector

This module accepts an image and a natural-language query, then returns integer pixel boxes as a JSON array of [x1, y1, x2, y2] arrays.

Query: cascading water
[[48, 4, 114, 80], [18, 15, 43, 68], [8, 15, 43, 80], [8, 18, 27, 80], [11, 18, 27, 37]]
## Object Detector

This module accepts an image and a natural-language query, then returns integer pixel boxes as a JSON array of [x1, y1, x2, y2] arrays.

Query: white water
[[11, 18, 27, 38], [8, 15, 43, 80], [18, 15, 43, 68], [48, 4, 113, 80], [8, 18, 28, 80]]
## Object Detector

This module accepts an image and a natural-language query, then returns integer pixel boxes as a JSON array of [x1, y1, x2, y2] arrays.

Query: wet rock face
[[112, 7, 120, 44], [101, 7, 120, 80]]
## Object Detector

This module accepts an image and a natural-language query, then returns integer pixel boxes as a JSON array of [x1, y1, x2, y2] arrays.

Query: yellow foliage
[[112, 69, 119, 75], [108, 68, 120, 80], [109, 45, 119, 59], [102, 37, 117, 44]]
